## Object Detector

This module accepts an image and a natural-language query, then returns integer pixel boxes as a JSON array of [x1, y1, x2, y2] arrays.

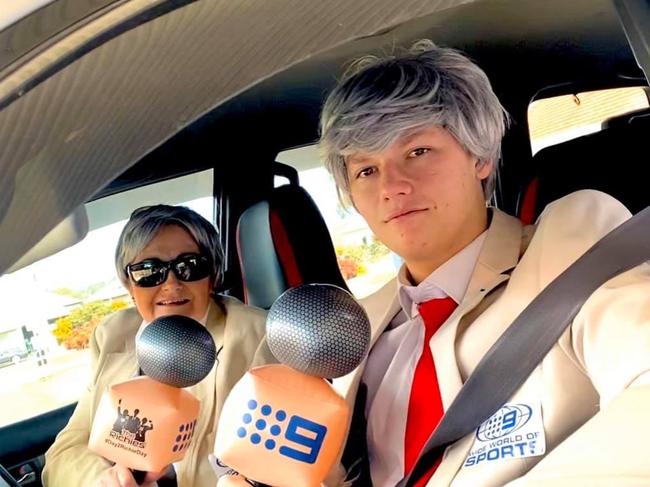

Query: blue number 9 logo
[[501, 410, 517, 431], [279, 416, 327, 464]]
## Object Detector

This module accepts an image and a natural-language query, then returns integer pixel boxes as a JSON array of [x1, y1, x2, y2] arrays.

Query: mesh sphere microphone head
[[266, 284, 371, 378], [137, 315, 216, 388]]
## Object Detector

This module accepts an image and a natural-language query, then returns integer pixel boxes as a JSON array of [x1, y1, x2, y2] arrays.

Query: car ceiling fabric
[[0, 0, 479, 275]]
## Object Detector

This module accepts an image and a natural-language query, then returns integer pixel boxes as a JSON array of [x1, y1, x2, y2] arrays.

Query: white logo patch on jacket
[[463, 401, 546, 468]]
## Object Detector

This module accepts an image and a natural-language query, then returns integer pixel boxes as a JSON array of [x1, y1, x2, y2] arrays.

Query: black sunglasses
[[126, 253, 211, 288]]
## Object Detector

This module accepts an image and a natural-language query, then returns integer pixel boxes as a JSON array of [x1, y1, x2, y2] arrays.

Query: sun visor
[[6, 205, 89, 274]]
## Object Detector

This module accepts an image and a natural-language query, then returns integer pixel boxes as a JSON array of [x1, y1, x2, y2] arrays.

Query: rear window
[[528, 86, 649, 154]]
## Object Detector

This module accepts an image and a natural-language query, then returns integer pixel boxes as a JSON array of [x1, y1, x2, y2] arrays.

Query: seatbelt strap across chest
[[399, 205, 650, 487]]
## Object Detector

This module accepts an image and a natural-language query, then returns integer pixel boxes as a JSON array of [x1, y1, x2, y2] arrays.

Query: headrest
[[519, 117, 650, 223], [237, 184, 349, 309]]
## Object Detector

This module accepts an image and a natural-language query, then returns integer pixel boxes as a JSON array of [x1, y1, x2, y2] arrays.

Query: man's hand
[[94, 464, 167, 487]]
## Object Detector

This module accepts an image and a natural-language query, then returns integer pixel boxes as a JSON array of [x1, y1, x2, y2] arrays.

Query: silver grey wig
[[319, 40, 509, 205], [115, 204, 223, 291]]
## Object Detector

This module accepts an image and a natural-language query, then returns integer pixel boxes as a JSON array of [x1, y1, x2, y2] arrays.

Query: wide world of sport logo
[[476, 404, 532, 441]]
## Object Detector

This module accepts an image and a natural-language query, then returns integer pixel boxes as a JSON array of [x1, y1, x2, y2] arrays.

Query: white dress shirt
[[363, 232, 486, 487]]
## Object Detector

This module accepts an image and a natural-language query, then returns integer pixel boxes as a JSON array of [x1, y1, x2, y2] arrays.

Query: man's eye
[[409, 147, 430, 157], [357, 167, 375, 178]]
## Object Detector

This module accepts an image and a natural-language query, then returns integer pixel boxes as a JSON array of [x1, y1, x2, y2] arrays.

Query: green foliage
[[53, 299, 128, 350], [335, 237, 390, 279], [366, 239, 390, 262]]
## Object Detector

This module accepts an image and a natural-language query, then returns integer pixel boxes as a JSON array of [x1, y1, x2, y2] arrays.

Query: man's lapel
[[430, 209, 525, 485], [331, 279, 401, 484], [431, 209, 523, 411], [336, 278, 402, 406]]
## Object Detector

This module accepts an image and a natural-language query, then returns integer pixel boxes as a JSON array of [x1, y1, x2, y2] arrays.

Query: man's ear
[[476, 159, 494, 180]]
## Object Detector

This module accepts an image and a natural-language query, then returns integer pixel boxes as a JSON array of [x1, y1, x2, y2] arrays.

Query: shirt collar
[[397, 231, 487, 319]]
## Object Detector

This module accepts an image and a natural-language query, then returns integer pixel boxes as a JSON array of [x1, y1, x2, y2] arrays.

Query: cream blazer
[[43, 296, 276, 487], [330, 190, 650, 486]]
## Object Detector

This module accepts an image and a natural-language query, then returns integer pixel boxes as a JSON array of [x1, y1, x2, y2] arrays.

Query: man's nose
[[380, 163, 412, 200]]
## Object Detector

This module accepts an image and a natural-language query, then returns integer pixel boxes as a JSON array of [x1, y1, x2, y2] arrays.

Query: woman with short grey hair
[[115, 204, 224, 294], [319, 39, 509, 205], [44, 204, 275, 487]]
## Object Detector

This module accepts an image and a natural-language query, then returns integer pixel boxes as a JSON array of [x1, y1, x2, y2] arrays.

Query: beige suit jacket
[[43, 296, 276, 487], [331, 190, 650, 486]]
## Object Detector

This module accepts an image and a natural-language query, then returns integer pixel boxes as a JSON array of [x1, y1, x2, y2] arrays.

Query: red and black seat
[[236, 170, 348, 309]]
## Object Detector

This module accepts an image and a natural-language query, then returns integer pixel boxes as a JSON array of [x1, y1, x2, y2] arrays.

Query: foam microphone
[[88, 315, 216, 481], [214, 284, 371, 487]]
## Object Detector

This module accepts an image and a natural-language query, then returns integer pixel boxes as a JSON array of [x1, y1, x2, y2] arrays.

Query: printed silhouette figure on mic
[[111, 399, 155, 446]]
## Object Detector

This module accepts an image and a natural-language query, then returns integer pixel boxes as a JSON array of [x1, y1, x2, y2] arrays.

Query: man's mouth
[[156, 298, 190, 306], [385, 208, 427, 223]]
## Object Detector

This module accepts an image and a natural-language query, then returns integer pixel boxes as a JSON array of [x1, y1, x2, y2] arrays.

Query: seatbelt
[[398, 205, 650, 487]]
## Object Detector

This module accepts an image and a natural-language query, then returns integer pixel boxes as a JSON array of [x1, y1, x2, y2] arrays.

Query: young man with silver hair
[[321, 40, 650, 486]]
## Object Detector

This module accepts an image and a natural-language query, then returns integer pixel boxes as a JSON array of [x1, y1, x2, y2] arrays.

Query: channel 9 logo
[[476, 404, 532, 441], [236, 399, 327, 464]]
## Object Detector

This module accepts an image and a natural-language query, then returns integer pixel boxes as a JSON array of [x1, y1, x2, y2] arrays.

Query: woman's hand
[[94, 465, 167, 487]]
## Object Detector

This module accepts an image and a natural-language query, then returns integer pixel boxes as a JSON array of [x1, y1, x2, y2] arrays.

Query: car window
[[276, 146, 398, 299], [0, 170, 214, 427], [528, 86, 649, 154]]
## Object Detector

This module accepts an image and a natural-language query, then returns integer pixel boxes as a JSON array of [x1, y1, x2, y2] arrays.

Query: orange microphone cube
[[214, 364, 350, 487], [89, 376, 200, 472]]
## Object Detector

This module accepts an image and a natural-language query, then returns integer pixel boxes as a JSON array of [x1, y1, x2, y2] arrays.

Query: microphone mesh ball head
[[137, 315, 216, 388], [266, 284, 371, 378]]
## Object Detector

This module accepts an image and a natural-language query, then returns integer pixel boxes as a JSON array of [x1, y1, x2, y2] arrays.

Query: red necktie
[[404, 296, 457, 485]]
